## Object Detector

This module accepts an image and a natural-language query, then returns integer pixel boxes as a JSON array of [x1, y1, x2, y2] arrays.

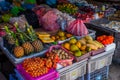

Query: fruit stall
[[0, 0, 119, 80]]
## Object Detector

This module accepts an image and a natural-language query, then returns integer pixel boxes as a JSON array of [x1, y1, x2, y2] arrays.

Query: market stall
[[0, 0, 118, 80]]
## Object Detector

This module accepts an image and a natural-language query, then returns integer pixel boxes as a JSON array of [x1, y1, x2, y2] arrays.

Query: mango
[[86, 44, 98, 50], [76, 41, 81, 48], [58, 31, 65, 37], [70, 44, 79, 52], [74, 50, 82, 57], [63, 42, 70, 50], [69, 38, 77, 44], [80, 45, 86, 51], [78, 39, 86, 45]]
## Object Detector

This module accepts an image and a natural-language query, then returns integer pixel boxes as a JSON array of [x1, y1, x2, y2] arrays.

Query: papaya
[[78, 39, 86, 45], [84, 35, 93, 41], [86, 44, 98, 50], [87, 40, 100, 48]]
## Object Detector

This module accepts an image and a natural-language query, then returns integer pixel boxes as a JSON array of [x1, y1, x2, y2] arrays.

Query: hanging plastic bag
[[41, 10, 60, 31], [9, 15, 28, 31], [32, 5, 51, 25], [67, 19, 88, 36]]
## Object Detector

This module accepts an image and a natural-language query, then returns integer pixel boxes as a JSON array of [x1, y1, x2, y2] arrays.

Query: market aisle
[[109, 64, 120, 80]]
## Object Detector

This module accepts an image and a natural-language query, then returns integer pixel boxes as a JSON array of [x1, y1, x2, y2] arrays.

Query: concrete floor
[[109, 64, 120, 80]]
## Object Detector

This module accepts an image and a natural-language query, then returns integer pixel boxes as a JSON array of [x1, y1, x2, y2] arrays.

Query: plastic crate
[[112, 38, 120, 64], [17, 64, 59, 80], [14, 69, 24, 80], [75, 29, 96, 39], [86, 66, 109, 80], [73, 52, 90, 62], [91, 47, 105, 56], [57, 59, 87, 80], [9, 74, 17, 80], [76, 76, 84, 80], [113, 49, 120, 64], [87, 49, 114, 73], [9, 69, 24, 80], [0, 40, 52, 65], [85, 22, 115, 36]]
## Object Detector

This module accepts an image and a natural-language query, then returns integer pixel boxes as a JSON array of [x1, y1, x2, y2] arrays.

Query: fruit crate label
[[70, 69, 78, 80], [97, 58, 106, 69]]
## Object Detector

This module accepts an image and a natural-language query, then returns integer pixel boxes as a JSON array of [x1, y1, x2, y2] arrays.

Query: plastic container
[[57, 59, 87, 80], [9, 69, 24, 80], [9, 74, 17, 80], [86, 66, 109, 80], [17, 64, 59, 80], [49, 45, 74, 66], [112, 38, 120, 64], [0, 41, 52, 65], [75, 29, 96, 39], [73, 52, 90, 62], [87, 49, 115, 73], [91, 47, 105, 56], [105, 43, 116, 52], [113, 48, 120, 64], [76, 76, 84, 80], [14, 69, 24, 80]]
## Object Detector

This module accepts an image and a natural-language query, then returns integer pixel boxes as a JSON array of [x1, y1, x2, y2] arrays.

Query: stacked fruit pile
[[50, 30, 73, 42], [62, 36, 104, 57], [22, 55, 59, 77], [4, 22, 44, 58], [97, 35, 114, 45], [57, 3, 78, 15]]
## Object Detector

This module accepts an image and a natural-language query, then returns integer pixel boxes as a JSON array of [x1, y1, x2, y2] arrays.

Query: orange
[[63, 42, 70, 50]]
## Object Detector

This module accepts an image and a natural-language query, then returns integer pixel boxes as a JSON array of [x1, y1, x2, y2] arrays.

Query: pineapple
[[14, 39, 24, 58], [22, 42, 34, 55], [14, 46, 24, 58], [5, 26, 15, 45], [6, 35, 15, 45], [15, 22, 34, 55], [27, 26, 44, 52], [32, 40, 43, 52]]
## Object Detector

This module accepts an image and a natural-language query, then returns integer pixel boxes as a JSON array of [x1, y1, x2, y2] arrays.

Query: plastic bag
[[67, 19, 88, 36], [18, 9, 39, 28], [41, 10, 60, 31], [9, 15, 28, 31], [33, 5, 51, 25]]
